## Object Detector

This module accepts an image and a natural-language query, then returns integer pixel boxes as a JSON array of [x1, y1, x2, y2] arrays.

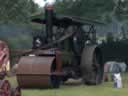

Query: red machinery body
[[0, 41, 21, 96], [0, 41, 10, 79]]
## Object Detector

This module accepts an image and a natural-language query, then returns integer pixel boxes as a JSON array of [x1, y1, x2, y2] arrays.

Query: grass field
[[7, 73, 128, 96]]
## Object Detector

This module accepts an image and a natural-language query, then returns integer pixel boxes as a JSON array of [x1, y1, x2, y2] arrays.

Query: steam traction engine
[[0, 41, 21, 96], [16, 4, 104, 88]]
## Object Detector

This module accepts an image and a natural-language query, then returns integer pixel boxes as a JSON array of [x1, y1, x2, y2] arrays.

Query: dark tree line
[[0, 0, 38, 23], [55, 0, 128, 23]]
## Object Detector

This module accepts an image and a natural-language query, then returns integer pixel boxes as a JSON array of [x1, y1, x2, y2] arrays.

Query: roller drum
[[16, 56, 61, 88]]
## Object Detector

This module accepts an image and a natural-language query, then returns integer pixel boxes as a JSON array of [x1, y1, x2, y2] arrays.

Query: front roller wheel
[[80, 45, 104, 85]]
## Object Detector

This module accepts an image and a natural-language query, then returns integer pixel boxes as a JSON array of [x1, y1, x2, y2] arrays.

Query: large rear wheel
[[81, 45, 104, 85]]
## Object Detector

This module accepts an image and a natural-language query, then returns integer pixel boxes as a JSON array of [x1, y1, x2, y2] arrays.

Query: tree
[[55, 0, 128, 24], [114, 0, 128, 22], [54, 0, 115, 22], [0, 0, 38, 23]]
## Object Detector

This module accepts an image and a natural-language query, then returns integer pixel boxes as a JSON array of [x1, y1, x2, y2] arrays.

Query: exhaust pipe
[[45, 4, 54, 43]]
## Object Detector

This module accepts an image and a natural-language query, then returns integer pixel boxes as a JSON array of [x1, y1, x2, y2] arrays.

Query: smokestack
[[45, 4, 54, 43]]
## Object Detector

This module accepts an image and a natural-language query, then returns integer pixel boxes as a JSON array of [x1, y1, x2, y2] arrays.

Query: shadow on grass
[[63, 79, 83, 86]]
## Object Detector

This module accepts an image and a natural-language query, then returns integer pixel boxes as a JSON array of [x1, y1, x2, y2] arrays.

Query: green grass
[[6, 73, 128, 96]]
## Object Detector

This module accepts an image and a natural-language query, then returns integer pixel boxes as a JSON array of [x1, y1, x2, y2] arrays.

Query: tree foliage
[[55, 0, 128, 23], [114, 0, 128, 22], [55, 0, 115, 22], [0, 0, 38, 23]]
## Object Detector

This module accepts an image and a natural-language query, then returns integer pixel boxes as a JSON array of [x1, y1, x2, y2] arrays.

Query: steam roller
[[17, 50, 62, 88], [16, 4, 104, 89]]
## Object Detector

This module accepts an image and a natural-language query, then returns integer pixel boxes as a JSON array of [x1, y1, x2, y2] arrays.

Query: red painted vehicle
[[0, 41, 10, 79], [0, 41, 21, 96]]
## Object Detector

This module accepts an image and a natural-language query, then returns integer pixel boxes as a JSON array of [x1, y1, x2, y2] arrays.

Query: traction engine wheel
[[0, 80, 11, 96], [81, 45, 103, 85], [0, 80, 21, 96]]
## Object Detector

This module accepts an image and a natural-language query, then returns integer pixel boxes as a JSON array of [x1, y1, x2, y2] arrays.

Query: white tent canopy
[[105, 61, 127, 73]]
